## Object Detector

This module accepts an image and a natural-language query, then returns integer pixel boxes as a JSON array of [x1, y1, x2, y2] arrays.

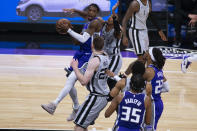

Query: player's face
[[107, 16, 113, 25], [87, 6, 98, 21]]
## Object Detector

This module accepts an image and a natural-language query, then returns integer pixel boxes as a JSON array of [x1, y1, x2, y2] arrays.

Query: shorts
[[74, 94, 108, 129], [128, 28, 149, 55], [108, 53, 122, 75]]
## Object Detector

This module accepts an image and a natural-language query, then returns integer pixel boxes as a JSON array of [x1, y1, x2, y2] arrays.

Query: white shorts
[[128, 28, 149, 55]]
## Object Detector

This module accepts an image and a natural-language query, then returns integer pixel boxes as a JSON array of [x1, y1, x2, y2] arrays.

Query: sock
[[69, 87, 80, 109], [53, 71, 77, 106], [188, 54, 197, 62]]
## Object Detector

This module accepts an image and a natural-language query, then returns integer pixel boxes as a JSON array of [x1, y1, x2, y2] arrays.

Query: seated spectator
[[172, 0, 197, 48]]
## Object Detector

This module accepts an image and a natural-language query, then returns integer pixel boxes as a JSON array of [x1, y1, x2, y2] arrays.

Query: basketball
[[56, 18, 71, 34]]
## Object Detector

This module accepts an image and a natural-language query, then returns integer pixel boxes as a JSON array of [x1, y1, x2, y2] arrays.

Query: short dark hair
[[93, 36, 104, 51], [130, 74, 145, 93], [131, 61, 145, 75], [88, 3, 100, 13]]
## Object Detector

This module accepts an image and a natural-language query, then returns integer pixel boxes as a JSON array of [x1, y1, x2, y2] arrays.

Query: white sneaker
[[67, 107, 79, 121], [41, 102, 57, 115], [172, 42, 181, 48], [181, 54, 191, 73]]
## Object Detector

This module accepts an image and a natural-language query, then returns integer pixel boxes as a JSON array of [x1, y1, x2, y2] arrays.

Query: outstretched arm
[[105, 94, 122, 118], [67, 20, 100, 43], [63, 8, 88, 19], [112, 1, 119, 16]]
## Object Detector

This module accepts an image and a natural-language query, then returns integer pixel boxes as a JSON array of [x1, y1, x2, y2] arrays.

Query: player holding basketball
[[41, 3, 103, 121]]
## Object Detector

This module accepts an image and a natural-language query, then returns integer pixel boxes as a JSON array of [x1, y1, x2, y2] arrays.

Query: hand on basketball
[[56, 19, 71, 34], [71, 59, 78, 69], [122, 36, 129, 47], [158, 30, 167, 41]]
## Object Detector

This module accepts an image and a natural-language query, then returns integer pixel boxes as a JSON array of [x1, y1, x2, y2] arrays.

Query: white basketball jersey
[[130, 0, 149, 30]]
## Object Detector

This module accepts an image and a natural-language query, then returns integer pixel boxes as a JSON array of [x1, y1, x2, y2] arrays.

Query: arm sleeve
[[67, 28, 90, 43]]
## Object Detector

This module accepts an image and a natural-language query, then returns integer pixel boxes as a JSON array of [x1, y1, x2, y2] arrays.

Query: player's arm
[[113, 15, 122, 39], [110, 78, 126, 97], [148, 0, 167, 42], [144, 95, 152, 130], [188, 14, 197, 26], [63, 8, 88, 19], [122, 1, 139, 46], [111, 1, 121, 39], [112, 1, 119, 16], [143, 67, 154, 96], [71, 57, 100, 86], [67, 20, 99, 44], [105, 93, 123, 118]]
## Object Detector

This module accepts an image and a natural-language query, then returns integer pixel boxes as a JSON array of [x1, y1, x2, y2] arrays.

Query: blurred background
[[0, 0, 196, 51]]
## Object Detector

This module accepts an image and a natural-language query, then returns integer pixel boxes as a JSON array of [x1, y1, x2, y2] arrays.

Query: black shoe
[[64, 67, 72, 77], [172, 42, 181, 48]]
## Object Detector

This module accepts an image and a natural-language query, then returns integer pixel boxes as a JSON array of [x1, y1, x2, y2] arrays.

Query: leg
[[67, 86, 80, 121], [41, 72, 77, 115], [153, 100, 164, 130], [173, 12, 183, 47], [74, 95, 108, 129], [53, 72, 77, 105], [107, 54, 122, 90]]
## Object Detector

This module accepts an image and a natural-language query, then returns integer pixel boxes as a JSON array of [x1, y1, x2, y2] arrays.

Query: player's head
[[107, 14, 118, 25], [92, 36, 104, 51], [86, 3, 100, 21], [148, 47, 166, 70], [131, 61, 145, 75], [130, 74, 145, 93]]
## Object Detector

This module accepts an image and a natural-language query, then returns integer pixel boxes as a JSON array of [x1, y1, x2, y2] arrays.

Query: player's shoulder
[[129, 0, 140, 11], [131, 0, 140, 6]]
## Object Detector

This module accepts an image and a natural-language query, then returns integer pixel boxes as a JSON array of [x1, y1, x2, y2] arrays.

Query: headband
[[149, 47, 156, 62]]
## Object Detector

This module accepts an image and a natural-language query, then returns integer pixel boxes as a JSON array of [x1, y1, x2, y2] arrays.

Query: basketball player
[[108, 48, 169, 131], [181, 53, 197, 73], [105, 74, 152, 131], [121, 0, 167, 63], [142, 47, 169, 130], [71, 36, 110, 130], [63, 3, 101, 76], [101, 1, 123, 90], [41, 4, 103, 121]]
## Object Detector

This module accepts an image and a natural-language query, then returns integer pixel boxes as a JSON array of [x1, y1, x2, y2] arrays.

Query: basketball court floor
[[0, 48, 197, 131]]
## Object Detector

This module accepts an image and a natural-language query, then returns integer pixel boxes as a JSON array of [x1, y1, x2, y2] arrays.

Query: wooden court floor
[[0, 54, 197, 131]]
